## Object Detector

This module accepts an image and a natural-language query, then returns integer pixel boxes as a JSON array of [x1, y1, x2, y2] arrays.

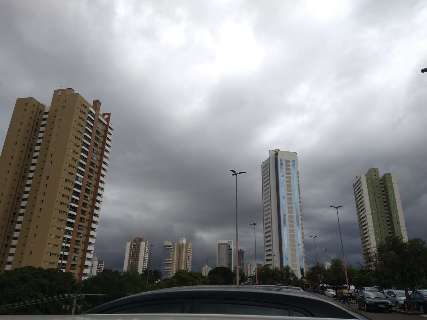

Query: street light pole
[[250, 222, 257, 284], [230, 169, 246, 286], [330, 205, 349, 289], [309, 234, 319, 265]]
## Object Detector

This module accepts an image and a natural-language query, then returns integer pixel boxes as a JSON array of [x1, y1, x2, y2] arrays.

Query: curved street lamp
[[230, 169, 246, 286], [330, 205, 349, 289], [250, 222, 258, 284]]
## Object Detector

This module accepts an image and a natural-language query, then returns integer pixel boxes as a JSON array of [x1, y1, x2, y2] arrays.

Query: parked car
[[324, 288, 336, 298], [384, 289, 406, 307], [88, 286, 368, 319], [406, 289, 427, 313], [357, 290, 392, 312]]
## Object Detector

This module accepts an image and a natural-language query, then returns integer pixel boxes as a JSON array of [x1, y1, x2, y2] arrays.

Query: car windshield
[[366, 291, 386, 298], [394, 290, 406, 297]]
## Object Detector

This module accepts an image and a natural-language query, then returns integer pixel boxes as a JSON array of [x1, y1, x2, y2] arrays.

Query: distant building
[[97, 258, 104, 273], [262, 149, 305, 278], [161, 238, 192, 279], [353, 168, 408, 267], [217, 240, 233, 270], [0, 88, 113, 280], [201, 264, 211, 277], [161, 241, 175, 279], [237, 249, 245, 272], [123, 237, 150, 274], [175, 238, 192, 273], [89, 255, 105, 277], [244, 263, 254, 276], [89, 256, 99, 277]]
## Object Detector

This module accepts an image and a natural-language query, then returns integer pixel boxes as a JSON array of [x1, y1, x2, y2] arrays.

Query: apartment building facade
[[262, 149, 305, 278], [353, 168, 408, 267], [217, 240, 233, 270], [0, 88, 112, 280], [123, 237, 150, 274], [161, 238, 192, 279]]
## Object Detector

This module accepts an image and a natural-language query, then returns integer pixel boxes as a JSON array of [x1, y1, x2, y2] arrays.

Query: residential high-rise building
[[175, 237, 192, 272], [217, 240, 233, 270], [201, 264, 211, 277], [89, 255, 99, 277], [96, 258, 104, 273], [262, 149, 305, 278], [353, 168, 408, 267], [123, 237, 150, 274], [244, 263, 254, 276], [161, 238, 192, 279], [89, 255, 105, 277], [238, 248, 245, 272], [161, 241, 175, 279], [0, 88, 112, 280]]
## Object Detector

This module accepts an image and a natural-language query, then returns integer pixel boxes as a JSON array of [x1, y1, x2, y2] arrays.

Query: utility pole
[[230, 169, 246, 286], [330, 205, 349, 289], [250, 222, 257, 284], [309, 234, 319, 265]]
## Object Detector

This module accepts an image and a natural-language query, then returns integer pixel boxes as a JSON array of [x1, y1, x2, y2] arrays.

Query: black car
[[357, 290, 392, 312], [406, 290, 427, 313], [88, 286, 368, 319]]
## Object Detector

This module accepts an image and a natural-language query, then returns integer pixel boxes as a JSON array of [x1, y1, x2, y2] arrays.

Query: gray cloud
[[1, 0, 427, 272]]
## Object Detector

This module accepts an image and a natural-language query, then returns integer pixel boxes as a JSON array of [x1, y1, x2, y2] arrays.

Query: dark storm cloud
[[1, 0, 427, 271]]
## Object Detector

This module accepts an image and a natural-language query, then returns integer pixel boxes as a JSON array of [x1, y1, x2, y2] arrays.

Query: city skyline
[[0, 1, 426, 272]]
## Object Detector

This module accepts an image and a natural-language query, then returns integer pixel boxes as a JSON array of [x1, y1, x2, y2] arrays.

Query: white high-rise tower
[[262, 149, 305, 278]]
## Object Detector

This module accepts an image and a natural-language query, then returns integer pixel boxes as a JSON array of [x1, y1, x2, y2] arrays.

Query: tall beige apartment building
[[161, 238, 192, 279], [123, 237, 151, 274], [0, 88, 112, 280]]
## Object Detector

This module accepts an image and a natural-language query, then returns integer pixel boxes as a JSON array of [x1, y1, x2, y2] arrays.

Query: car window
[[89, 290, 358, 319], [100, 299, 192, 314], [192, 301, 293, 316], [366, 291, 386, 298], [394, 291, 405, 297]]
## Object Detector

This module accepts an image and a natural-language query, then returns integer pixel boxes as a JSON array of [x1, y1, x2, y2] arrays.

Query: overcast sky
[[1, 0, 427, 272]]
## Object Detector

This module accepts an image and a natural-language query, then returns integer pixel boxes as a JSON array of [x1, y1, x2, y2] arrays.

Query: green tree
[[350, 266, 376, 288], [207, 267, 233, 285], [305, 263, 326, 289], [0, 267, 78, 314], [323, 259, 346, 287], [375, 237, 427, 288], [258, 265, 299, 286], [159, 271, 205, 288]]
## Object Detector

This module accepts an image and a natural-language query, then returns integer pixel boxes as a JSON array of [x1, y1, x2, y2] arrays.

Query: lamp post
[[330, 205, 349, 289], [309, 234, 319, 265], [230, 169, 246, 286], [250, 222, 257, 284]]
